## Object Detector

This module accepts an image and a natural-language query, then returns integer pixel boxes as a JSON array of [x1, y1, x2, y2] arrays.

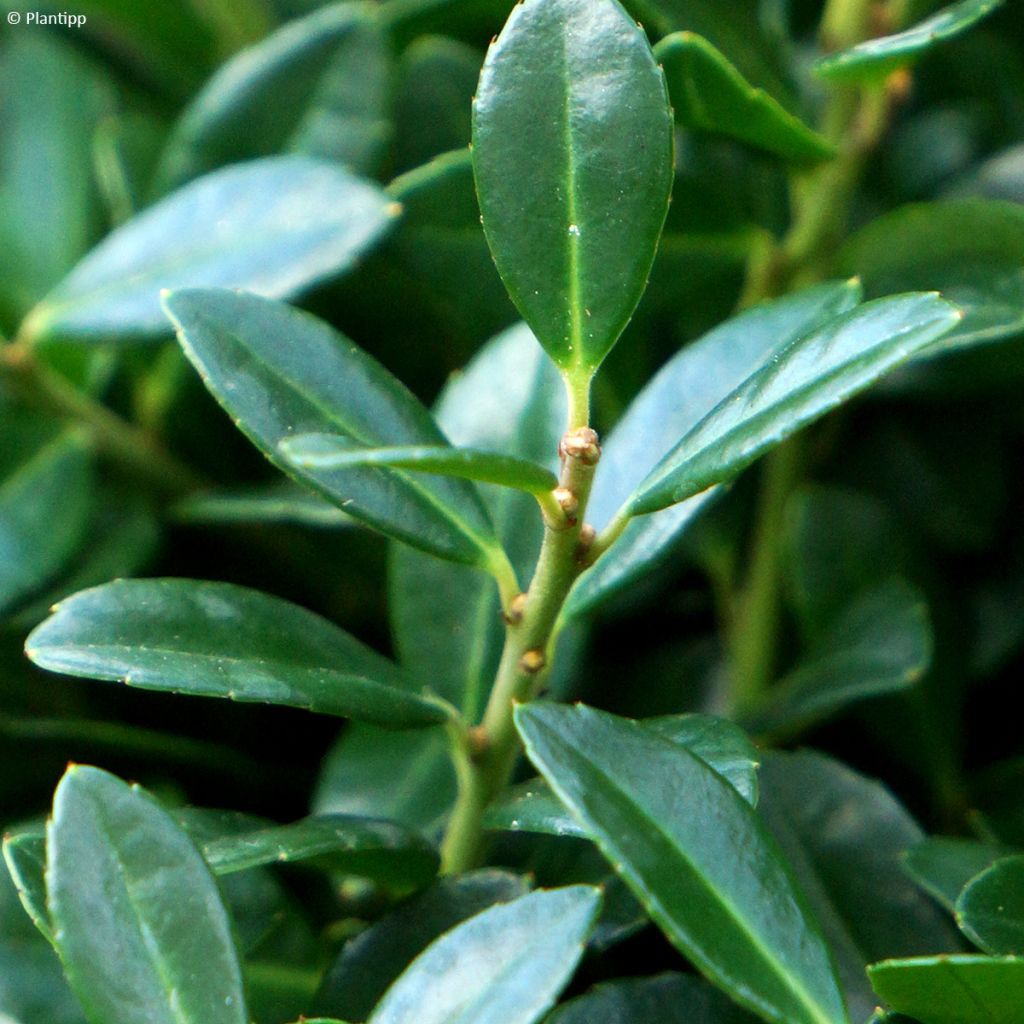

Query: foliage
[[1, 0, 1022, 1022]]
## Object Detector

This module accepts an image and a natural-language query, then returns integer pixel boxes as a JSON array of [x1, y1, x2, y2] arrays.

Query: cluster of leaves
[[1, 0, 1023, 1023]]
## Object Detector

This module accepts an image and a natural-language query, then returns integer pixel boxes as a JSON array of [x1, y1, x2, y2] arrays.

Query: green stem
[[440, 385, 599, 874], [1, 341, 203, 494]]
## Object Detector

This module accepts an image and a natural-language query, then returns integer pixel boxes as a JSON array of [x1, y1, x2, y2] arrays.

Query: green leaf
[[155, 3, 392, 191], [314, 724, 456, 835], [367, 886, 601, 1024], [904, 838, 1015, 912], [868, 955, 1024, 1024], [389, 322, 564, 715], [164, 288, 504, 568], [840, 200, 1024, 358], [1, 834, 51, 946], [815, 0, 1004, 83], [757, 752, 963, 1022], [47, 765, 247, 1024], [746, 579, 932, 737], [0, 36, 112, 328], [628, 294, 961, 515], [201, 814, 439, 889], [955, 856, 1024, 955], [486, 713, 761, 837], [472, 0, 674, 373], [515, 702, 850, 1024], [23, 158, 398, 344], [656, 33, 834, 164], [25, 579, 449, 728], [314, 871, 531, 1020], [0, 421, 94, 617], [564, 281, 863, 619], [548, 972, 760, 1023], [172, 482, 353, 528], [281, 435, 559, 495]]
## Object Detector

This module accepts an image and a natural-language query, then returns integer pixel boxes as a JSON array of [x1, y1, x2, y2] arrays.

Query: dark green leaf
[[840, 200, 1024, 357], [165, 288, 506, 569], [0, 422, 94, 617], [628, 294, 961, 515], [314, 871, 530, 1020], [486, 713, 761, 837], [473, 0, 674, 373], [548, 972, 759, 1023], [367, 886, 600, 1024], [314, 724, 456, 835], [201, 814, 438, 889], [23, 158, 397, 344], [281, 436, 558, 495], [25, 579, 449, 728], [903, 839, 1015, 912], [657, 33, 833, 163], [0, 36, 112, 328], [746, 579, 932, 737], [816, 0, 1005, 83], [955, 855, 1024, 955], [47, 765, 247, 1024], [868, 955, 1024, 1024], [566, 281, 863, 619], [515, 703, 849, 1024], [1, 834, 51, 946], [156, 3, 392, 191], [758, 752, 963, 1022], [172, 482, 353, 528]]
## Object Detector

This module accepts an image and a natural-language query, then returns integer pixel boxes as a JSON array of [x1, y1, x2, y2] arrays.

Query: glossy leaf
[[868, 955, 1024, 1024], [0, 421, 94, 617], [565, 281, 863, 619], [816, 0, 1004, 83], [840, 200, 1024, 357], [389, 322, 564, 715], [47, 765, 247, 1024], [156, 4, 392, 191], [314, 724, 456, 835], [23, 158, 397, 344], [657, 33, 833, 164], [628, 294, 961, 516], [367, 886, 601, 1024], [473, 0, 674, 373], [904, 838, 1016, 912], [487, 713, 761, 837], [746, 579, 932, 737], [165, 288, 503, 567], [955, 855, 1024, 955], [314, 871, 530, 1019], [281, 435, 558, 495], [758, 752, 963, 1022], [25, 579, 448, 728], [515, 702, 849, 1024], [548, 972, 759, 1023], [1, 834, 51, 946]]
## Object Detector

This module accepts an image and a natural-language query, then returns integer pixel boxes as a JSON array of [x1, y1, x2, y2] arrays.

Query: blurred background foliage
[[1, 0, 1023, 1020]]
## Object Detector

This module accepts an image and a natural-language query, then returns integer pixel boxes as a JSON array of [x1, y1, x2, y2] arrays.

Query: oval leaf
[[657, 33, 834, 164], [201, 814, 439, 890], [956, 855, 1024, 955], [280, 435, 558, 496], [628, 293, 961, 516], [903, 838, 1014, 912], [47, 765, 247, 1024], [23, 157, 397, 344], [815, 0, 1004, 83], [368, 886, 601, 1024], [473, 0, 674, 373], [25, 579, 448, 728], [1, 834, 51, 947], [164, 288, 503, 567], [515, 702, 849, 1024]]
